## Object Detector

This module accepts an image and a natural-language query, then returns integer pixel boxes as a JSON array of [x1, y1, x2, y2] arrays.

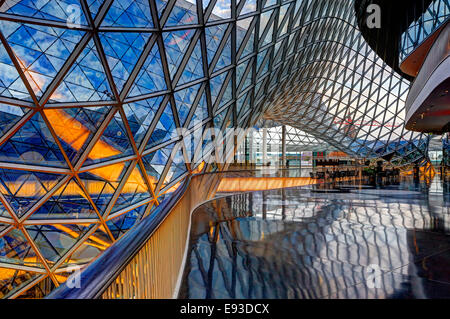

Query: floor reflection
[[179, 176, 450, 299]]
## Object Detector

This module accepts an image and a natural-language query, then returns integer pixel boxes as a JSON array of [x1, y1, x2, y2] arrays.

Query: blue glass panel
[[240, 0, 256, 15], [145, 101, 177, 150], [50, 39, 114, 102], [188, 90, 208, 129], [177, 38, 203, 85], [163, 30, 195, 78], [99, 32, 150, 92], [128, 43, 166, 97], [213, 107, 228, 129], [210, 71, 226, 106], [165, 0, 197, 27], [264, 0, 277, 8], [0, 104, 26, 136], [1, 21, 84, 98], [160, 145, 187, 188], [87, 0, 103, 18], [237, 59, 252, 92], [0, 112, 68, 167], [236, 17, 254, 58], [206, 0, 231, 21], [123, 96, 164, 147], [205, 23, 232, 72], [154, 0, 169, 17], [4, 0, 88, 25], [142, 143, 175, 187], [174, 83, 201, 126], [102, 0, 153, 28], [213, 35, 231, 72], [106, 204, 147, 239], [0, 41, 31, 100]]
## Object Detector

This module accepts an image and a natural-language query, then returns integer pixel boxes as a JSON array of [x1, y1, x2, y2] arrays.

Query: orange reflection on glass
[[216, 177, 313, 193], [192, 161, 205, 174], [44, 109, 120, 160]]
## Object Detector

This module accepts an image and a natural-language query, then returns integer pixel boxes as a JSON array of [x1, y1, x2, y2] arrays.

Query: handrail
[[47, 175, 191, 299]]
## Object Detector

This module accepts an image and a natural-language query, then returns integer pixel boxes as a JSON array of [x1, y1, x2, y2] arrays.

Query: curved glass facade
[[0, 0, 430, 298], [400, 0, 450, 62]]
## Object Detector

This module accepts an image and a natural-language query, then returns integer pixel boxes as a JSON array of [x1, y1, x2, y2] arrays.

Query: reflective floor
[[178, 176, 450, 299]]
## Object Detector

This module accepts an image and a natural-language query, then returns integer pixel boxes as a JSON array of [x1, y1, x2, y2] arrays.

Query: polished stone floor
[[178, 176, 450, 299]]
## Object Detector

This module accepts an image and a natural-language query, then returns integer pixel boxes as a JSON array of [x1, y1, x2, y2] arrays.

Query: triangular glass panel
[[2, 0, 88, 25], [236, 17, 255, 59], [1, 21, 84, 98], [0, 112, 68, 168], [44, 106, 111, 165], [84, 111, 134, 166], [257, 49, 269, 76], [99, 32, 150, 93], [163, 30, 195, 79], [30, 178, 98, 220], [142, 143, 175, 188], [210, 71, 228, 107], [154, 0, 169, 17], [239, 0, 256, 15], [61, 225, 113, 266], [236, 92, 250, 116], [259, 14, 274, 47], [0, 41, 31, 100], [237, 59, 252, 91], [78, 161, 131, 214], [213, 107, 229, 129], [128, 43, 166, 97], [277, 4, 289, 35], [183, 127, 202, 164], [213, 33, 231, 73], [188, 90, 208, 129], [264, 0, 277, 8], [0, 200, 10, 219], [177, 37, 203, 86], [123, 96, 164, 148], [0, 267, 43, 298], [160, 144, 187, 188], [25, 223, 92, 266], [0, 104, 27, 136], [110, 165, 150, 214], [106, 204, 147, 239], [86, 0, 103, 19], [0, 168, 64, 217], [102, 0, 153, 28], [206, 0, 231, 21], [49, 39, 114, 102], [145, 101, 177, 150], [205, 24, 227, 66], [165, 0, 197, 27], [174, 83, 201, 127], [0, 228, 42, 268]]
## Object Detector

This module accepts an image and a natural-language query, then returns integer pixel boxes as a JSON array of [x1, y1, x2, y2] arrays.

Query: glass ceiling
[[0, 0, 429, 298]]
